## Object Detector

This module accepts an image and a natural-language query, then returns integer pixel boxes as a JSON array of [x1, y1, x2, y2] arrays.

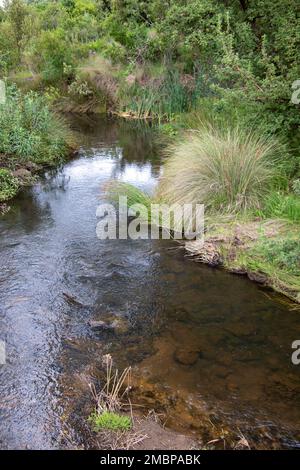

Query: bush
[[32, 29, 74, 83], [0, 168, 19, 202], [158, 125, 281, 214], [0, 84, 73, 164], [88, 411, 132, 432]]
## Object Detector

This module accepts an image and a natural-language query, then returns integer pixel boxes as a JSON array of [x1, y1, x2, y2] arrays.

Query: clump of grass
[[119, 70, 195, 121], [0, 84, 75, 164], [0, 168, 19, 202], [105, 181, 152, 222], [258, 191, 300, 223], [89, 411, 132, 432], [88, 354, 132, 430], [158, 125, 282, 215], [87, 355, 148, 449]]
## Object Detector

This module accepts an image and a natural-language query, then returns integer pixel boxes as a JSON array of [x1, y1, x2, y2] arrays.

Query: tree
[[7, 0, 28, 61]]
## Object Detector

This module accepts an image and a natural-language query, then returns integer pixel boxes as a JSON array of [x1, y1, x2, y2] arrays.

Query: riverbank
[[185, 219, 300, 304], [0, 85, 77, 209]]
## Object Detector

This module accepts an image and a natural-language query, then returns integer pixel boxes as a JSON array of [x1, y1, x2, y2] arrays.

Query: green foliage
[[215, 2, 300, 138], [1, 0, 299, 139], [0, 168, 19, 202], [258, 192, 300, 223], [120, 71, 197, 121], [252, 238, 300, 277], [236, 231, 300, 299], [7, 0, 28, 60], [88, 411, 132, 432], [32, 29, 74, 83], [106, 181, 152, 222], [292, 180, 300, 197], [68, 76, 94, 99], [0, 84, 73, 164], [158, 125, 281, 214]]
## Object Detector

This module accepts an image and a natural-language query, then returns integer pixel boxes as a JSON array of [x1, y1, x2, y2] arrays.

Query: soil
[[132, 416, 198, 450]]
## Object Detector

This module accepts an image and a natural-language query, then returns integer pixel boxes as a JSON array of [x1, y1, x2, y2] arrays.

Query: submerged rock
[[63, 292, 85, 307], [89, 317, 129, 334], [173, 348, 201, 366], [89, 320, 113, 330]]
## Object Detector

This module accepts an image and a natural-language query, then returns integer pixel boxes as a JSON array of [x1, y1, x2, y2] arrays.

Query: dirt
[[132, 416, 198, 450]]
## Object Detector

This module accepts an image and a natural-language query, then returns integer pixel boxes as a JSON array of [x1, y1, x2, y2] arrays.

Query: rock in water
[[173, 348, 200, 366]]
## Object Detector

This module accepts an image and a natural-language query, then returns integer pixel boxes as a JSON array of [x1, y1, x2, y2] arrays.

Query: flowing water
[[0, 116, 300, 449]]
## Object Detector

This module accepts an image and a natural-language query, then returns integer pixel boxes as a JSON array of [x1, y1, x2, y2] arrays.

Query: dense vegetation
[[0, 1, 299, 137], [0, 0, 299, 300]]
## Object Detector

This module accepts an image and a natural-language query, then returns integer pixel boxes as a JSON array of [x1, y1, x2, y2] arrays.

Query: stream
[[0, 116, 300, 449]]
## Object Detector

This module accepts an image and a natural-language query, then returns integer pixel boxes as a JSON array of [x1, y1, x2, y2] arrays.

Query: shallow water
[[0, 115, 300, 449]]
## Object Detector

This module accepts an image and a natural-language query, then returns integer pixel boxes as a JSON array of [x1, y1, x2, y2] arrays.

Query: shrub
[[0, 85, 74, 164], [88, 411, 132, 432], [158, 125, 281, 214], [32, 29, 74, 83], [0, 168, 19, 202]]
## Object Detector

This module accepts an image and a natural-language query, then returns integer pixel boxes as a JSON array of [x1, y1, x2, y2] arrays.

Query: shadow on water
[[0, 115, 300, 449]]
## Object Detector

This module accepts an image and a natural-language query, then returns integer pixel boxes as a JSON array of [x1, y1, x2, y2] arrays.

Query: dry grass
[[89, 354, 132, 414], [88, 354, 148, 450], [158, 125, 281, 215]]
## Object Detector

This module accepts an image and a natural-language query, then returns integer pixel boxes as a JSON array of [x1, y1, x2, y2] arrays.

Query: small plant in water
[[89, 411, 132, 432], [88, 354, 133, 435]]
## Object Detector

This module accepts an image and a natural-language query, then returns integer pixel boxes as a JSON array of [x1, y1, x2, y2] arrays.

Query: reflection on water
[[0, 116, 300, 449]]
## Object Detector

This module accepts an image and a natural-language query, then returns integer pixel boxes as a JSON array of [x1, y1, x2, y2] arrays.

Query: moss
[[88, 411, 132, 432]]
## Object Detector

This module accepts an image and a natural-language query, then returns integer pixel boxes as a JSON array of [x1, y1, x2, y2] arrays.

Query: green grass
[[88, 411, 132, 432], [119, 70, 196, 122], [0, 168, 19, 202], [237, 235, 300, 299], [105, 181, 152, 222], [253, 238, 300, 276], [0, 84, 74, 165], [258, 191, 300, 223], [158, 125, 282, 215]]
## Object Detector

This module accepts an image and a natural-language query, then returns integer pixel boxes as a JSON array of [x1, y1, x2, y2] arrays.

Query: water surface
[[0, 116, 300, 449]]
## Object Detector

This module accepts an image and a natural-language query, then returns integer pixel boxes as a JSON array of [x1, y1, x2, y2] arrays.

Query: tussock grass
[[89, 354, 132, 415], [105, 181, 152, 222], [88, 355, 134, 436], [158, 126, 282, 215]]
